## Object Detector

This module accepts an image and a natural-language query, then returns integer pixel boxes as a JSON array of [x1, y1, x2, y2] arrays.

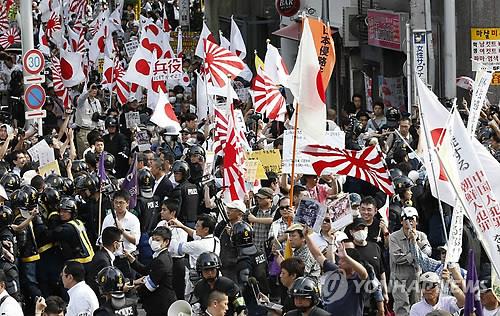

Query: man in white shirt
[[62, 261, 99, 316], [75, 83, 102, 158], [156, 199, 188, 299], [169, 214, 220, 298], [101, 190, 141, 279], [409, 272, 464, 316], [10, 150, 26, 176], [0, 270, 23, 316]]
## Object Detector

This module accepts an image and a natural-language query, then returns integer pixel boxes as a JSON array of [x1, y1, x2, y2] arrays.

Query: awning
[[272, 21, 339, 41]]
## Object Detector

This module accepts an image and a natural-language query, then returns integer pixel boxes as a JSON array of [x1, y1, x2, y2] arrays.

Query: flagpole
[[418, 99, 449, 241]]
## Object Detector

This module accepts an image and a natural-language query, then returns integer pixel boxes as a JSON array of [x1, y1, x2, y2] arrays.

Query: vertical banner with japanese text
[[413, 30, 428, 84], [309, 18, 336, 91], [449, 110, 500, 275], [363, 73, 373, 112], [467, 67, 493, 135]]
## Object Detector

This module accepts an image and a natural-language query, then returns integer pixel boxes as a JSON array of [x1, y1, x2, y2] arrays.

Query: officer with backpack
[[93, 266, 138, 316], [170, 160, 200, 228]]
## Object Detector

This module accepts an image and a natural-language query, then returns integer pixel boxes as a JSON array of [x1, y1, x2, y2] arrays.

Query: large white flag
[[467, 67, 493, 135], [288, 18, 326, 142], [230, 16, 246, 60], [449, 110, 500, 275]]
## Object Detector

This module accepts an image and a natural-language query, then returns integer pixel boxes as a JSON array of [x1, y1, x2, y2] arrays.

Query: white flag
[[467, 67, 493, 135], [196, 72, 208, 121], [150, 90, 181, 132], [230, 16, 246, 60]]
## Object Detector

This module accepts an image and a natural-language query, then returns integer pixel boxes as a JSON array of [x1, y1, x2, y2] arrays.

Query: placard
[[294, 198, 327, 233], [124, 40, 139, 57], [470, 28, 500, 71], [327, 194, 353, 231], [152, 58, 183, 81], [136, 130, 150, 152], [248, 149, 282, 174], [125, 111, 141, 129], [38, 160, 61, 177], [282, 130, 345, 175], [27, 139, 55, 166]]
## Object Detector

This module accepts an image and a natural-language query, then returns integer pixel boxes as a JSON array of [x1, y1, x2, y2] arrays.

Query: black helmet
[[45, 173, 63, 190], [0, 205, 13, 227], [10, 189, 32, 211], [105, 116, 119, 128], [61, 177, 74, 196], [71, 160, 88, 176], [40, 187, 61, 214], [196, 252, 221, 273], [20, 185, 39, 209], [74, 174, 98, 193], [231, 221, 254, 247], [103, 153, 115, 173], [138, 169, 154, 198], [172, 160, 190, 180], [393, 175, 415, 194], [59, 196, 78, 215], [386, 107, 401, 122], [289, 277, 320, 305], [0, 173, 21, 194], [96, 266, 125, 294], [389, 168, 404, 180], [187, 145, 206, 159]]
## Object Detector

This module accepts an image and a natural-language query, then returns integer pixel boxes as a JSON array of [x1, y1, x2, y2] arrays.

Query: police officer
[[52, 196, 95, 264], [193, 252, 246, 315], [93, 266, 138, 316], [231, 221, 270, 316], [74, 173, 101, 246], [71, 159, 89, 178], [186, 144, 205, 184], [0, 205, 21, 301], [286, 277, 330, 316], [169, 160, 199, 228], [103, 116, 130, 178], [10, 186, 43, 305], [136, 168, 159, 264], [160, 126, 184, 160], [0, 172, 21, 196]]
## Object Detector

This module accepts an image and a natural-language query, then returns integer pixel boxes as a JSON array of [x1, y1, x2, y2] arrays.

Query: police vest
[[62, 219, 95, 263], [177, 181, 200, 222], [13, 215, 40, 263], [137, 196, 159, 233]]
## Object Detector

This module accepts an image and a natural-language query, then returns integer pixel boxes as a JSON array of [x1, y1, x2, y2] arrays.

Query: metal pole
[[424, 0, 435, 89], [443, 0, 456, 98], [20, 0, 35, 130], [406, 23, 413, 110]]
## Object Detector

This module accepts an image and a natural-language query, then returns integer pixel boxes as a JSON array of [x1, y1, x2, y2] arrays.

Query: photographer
[[75, 83, 103, 158]]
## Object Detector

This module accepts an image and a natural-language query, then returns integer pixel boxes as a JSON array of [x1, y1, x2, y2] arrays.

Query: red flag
[[59, 49, 85, 87], [150, 90, 181, 132], [45, 11, 62, 39], [195, 21, 216, 58], [50, 56, 71, 108], [223, 102, 247, 201], [302, 145, 394, 196], [0, 28, 20, 49], [213, 106, 228, 156], [103, 57, 130, 105], [38, 25, 51, 56], [250, 67, 286, 122], [0, 6, 8, 33], [122, 44, 152, 89], [203, 39, 245, 88]]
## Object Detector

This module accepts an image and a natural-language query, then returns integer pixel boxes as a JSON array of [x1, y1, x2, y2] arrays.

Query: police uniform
[[170, 179, 200, 225], [0, 226, 20, 301], [136, 195, 159, 265], [214, 221, 239, 283], [53, 218, 95, 264], [92, 299, 138, 316], [193, 276, 246, 315]]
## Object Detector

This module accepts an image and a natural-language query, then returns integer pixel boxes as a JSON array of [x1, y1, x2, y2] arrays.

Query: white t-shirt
[[483, 307, 500, 316], [66, 281, 99, 316], [156, 220, 188, 258], [0, 291, 23, 316], [409, 295, 460, 316], [101, 211, 141, 255], [175, 233, 220, 268]]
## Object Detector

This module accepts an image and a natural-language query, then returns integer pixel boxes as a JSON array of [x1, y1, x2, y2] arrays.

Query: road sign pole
[[20, 0, 35, 117]]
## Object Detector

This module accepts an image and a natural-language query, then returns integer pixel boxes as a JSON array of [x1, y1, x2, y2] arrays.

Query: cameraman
[[386, 116, 415, 160], [76, 82, 102, 158]]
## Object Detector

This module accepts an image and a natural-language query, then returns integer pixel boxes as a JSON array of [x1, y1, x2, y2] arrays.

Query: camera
[[91, 112, 106, 122], [249, 112, 262, 121]]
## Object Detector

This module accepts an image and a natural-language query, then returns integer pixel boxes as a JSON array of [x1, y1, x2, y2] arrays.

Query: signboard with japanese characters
[[124, 40, 139, 57], [367, 10, 408, 51], [152, 58, 183, 81], [179, 0, 190, 27], [413, 30, 428, 84], [471, 28, 500, 72]]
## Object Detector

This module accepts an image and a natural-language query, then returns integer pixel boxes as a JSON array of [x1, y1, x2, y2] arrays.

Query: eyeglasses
[[114, 200, 127, 205], [279, 205, 292, 210], [421, 282, 439, 290]]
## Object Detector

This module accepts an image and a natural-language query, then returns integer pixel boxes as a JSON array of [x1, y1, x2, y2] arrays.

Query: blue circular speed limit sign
[[23, 49, 45, 75]]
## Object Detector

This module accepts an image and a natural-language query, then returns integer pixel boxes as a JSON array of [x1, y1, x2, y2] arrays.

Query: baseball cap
[[419, 272, 440, 284], [351, 217, 368, 229], [437, 244, 448, 252], [285, 223, 304, 233], [225, 200, 246, 213], [255, 187, 274, 199], [401, 206, 419, 219]]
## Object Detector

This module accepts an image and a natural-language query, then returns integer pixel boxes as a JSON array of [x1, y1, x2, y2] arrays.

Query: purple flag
[[121, 154, 138, 209], [97, 151, 109, 184], [464, 249, 483, 316]]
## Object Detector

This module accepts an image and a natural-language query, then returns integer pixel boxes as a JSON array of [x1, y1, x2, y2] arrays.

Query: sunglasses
[[279, 205, 292, 210], [421, 282, 439, 290]]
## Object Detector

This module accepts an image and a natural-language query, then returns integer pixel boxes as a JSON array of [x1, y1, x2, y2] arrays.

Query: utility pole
[[443, 0, 456, 98]]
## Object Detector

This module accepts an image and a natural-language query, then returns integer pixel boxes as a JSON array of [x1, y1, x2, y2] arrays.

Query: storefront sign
[[471, 28, 500, 72], [413, 30, 428, 84], [367, 10, 407, 51], [275, 0, 301, 17]]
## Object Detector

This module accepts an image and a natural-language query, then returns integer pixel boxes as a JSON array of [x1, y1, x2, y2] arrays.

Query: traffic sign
[[25, 110, 47, 120], [24, 84, 46, 110], [23, 49, 45, 75], [23, 74, 46, 85]]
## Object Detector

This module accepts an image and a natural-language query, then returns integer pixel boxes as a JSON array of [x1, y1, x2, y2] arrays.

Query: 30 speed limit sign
[[23, 49, 45, 75]]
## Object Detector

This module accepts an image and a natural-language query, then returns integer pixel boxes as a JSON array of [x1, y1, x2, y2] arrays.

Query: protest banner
[[294, 198, 327, 233], [124, 40, 139, 57], [327, 194, 353, 231], [467, 67, 493, 135], [446, 202, 464, 263], [152, 58, 183, 81], [38, 160, 61, 177], [125, 111, 141, 129], [136, 130, 150, 151], [28, 139, 55, 166], [248, 149, 282, 174], [283, 130, 345, 174]]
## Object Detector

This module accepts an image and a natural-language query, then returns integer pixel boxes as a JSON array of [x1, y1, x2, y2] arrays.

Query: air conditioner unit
[[343, 6, 361, 47]]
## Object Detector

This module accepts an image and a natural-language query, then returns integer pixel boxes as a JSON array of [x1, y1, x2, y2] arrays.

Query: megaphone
[[168, 300, 192, 316]]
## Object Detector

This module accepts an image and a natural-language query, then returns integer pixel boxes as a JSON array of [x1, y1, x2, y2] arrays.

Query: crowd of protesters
[[0, 1, 499, 316]]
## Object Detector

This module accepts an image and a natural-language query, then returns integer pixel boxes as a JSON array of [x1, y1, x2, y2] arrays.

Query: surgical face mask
[[149, 238, 163, 252], [353, 229, 368, 241], [168, 97, 177, 104]]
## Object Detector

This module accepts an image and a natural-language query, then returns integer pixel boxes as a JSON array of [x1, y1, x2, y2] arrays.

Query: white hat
[[22, 170, 38, 186], [225, 200, 246, 213], [334, 231, 349, 244], [419, 272, 440, 284], [402, 206, 419, 219]]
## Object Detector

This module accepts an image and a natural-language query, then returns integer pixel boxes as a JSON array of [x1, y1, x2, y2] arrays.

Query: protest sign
[[124, 40, 139, 57], [248, 149, 282, 173], [244, 160, 260, 182], [283, 130, 345, 174], [38, 160, 61, 177], [136, 130, 150, 151], [152, 58, 183, 81], [446, 202, 464, 263], [28, 140, 55, 166], [327, 194, 353, 231], [294, 198, 327, 233], [125, 111, 141, 129], [204, 151, 215, 176]]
